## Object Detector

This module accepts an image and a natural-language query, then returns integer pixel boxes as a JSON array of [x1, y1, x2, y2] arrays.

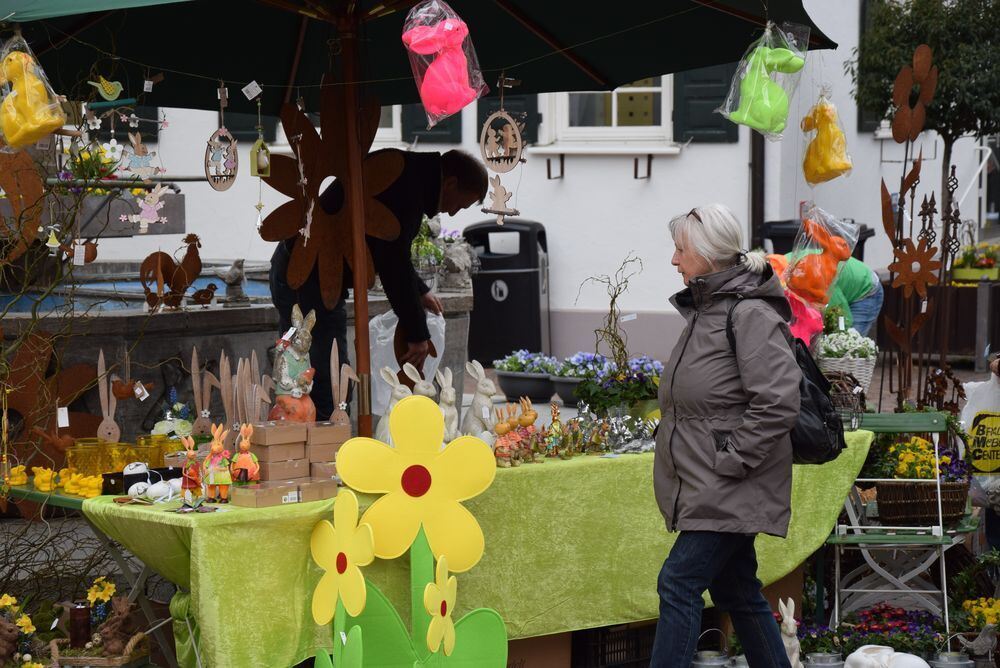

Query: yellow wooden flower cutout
[[310, 489, 374, 624], [337, 395, 496, 572], [424, 555, 457, 656]]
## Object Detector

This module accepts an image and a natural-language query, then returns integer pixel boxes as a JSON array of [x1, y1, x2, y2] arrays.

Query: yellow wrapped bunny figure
[[801, 95, 852, 185], [0, 46, 66, 149], [7, 465, 27, 486], [31, 466, 57, 492]]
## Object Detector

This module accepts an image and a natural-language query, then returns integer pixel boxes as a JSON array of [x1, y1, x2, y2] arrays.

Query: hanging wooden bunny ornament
[[479, 76, 525, 225], [205, 83, 238, 191]]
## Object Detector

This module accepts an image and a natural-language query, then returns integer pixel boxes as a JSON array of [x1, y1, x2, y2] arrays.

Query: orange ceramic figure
[[786, 218, 852, 305], [203, 424, 232, 503], [801, 98, 852, 185], [230, 424, 260, 485], [0, 50, 66, 149], [180, 435, 201, 500]]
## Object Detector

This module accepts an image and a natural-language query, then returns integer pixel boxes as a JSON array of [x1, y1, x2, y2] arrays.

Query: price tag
[[57, 406, 69, 428], [921, 299, 928, 313], [838, 316, 845, 331], [281, 327, 296, 341], [620, 313, 638, 323], [242, 80, 263, 100], [73, 243, 86, 266], [143, 80, 154, 93], [482, 405, 490, 420], [134, 381, 150, 402]]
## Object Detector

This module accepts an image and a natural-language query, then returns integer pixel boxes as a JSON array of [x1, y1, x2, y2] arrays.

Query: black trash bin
[[464, 220, 550, 364], [761, 220, 875, 261]]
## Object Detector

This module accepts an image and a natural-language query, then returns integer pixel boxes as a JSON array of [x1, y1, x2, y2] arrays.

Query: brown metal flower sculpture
[[259, 85, 404, 308], [891, 44, 938, 144], [887, 236, 941, 299]]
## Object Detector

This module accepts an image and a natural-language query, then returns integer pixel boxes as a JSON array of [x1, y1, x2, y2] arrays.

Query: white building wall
[[94, 0, 991, 359]]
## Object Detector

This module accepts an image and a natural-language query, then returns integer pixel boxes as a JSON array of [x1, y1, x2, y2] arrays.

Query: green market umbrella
[[7, 0, 836, 434]]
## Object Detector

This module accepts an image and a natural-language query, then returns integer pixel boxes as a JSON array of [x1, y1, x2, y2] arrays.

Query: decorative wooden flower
[[259, 85, 403, 308], [310, 489, 374, 623], [891, 44, 938, 144], [888, 236, 941, 299]]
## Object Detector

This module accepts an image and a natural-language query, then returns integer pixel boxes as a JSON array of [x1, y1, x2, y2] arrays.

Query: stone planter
[[495, 370, 554, 403], [551, 375, 584, 407]]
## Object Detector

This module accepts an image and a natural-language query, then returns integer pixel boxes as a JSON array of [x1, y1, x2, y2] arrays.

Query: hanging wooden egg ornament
[[250, 136, 270, 178], [205, 127, 238, 191], [479, 108, 524, 225]]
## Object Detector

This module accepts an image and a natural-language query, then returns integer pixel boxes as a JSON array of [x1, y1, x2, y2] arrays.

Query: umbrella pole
[[340, 14, 373, 437]]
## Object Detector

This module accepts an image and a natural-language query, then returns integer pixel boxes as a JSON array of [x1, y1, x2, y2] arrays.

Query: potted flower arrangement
[[550, 352, 611, 408], [0, 593, 39, 663], [874, 436, 971, 527], [816, 329, 878, 392], [492, 350, 558, 402], [412, 216, 444, 291], [799, 605, 945, 659], [574, 355, 663, 418], [953, 243, 1000, 282]]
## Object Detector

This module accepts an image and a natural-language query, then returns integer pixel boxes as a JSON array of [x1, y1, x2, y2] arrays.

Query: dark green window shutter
[[401, 104, 462, 143], [477, 94, 539, 145], [673, 64, 738, 143], [856, 0, 881, 133], [224, 112, 279, 143]]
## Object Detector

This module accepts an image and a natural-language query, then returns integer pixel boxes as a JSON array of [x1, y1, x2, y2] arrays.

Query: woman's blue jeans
[[650, 531, 790, 668]]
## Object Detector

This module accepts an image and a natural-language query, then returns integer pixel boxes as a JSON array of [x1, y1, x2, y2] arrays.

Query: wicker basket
[[875, 480, 969, 526], [818, 356, 876, 393], [50, 632, 147, 667]]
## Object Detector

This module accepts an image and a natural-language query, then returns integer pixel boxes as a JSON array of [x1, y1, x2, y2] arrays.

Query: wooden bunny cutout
[[191, 346, 221, 437], [329, 340, 357, 427], [96, 349, 120, 442]]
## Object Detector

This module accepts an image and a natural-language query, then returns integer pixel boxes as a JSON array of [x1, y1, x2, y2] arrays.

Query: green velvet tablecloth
[[82, 430, 872, 668]]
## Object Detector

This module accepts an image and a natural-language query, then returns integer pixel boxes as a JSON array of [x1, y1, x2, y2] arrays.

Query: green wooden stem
[[411, 526, 434, 661], [334, 597, 346, 665]]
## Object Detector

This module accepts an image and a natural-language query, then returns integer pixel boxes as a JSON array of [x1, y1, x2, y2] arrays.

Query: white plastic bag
[[716, 21, 809, 141], [369, 310, 446, 417]]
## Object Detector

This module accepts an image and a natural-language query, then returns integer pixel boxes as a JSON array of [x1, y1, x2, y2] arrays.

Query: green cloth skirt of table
[[82, 430, 872, 668]]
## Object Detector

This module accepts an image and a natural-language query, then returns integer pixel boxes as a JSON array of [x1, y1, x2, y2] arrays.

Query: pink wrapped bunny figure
[[402, 0, 485, 123]]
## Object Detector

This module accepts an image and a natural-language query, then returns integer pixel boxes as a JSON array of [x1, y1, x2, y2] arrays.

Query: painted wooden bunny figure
[[96, 349, 121, 442], [180, 435, 201, 501], [269, 304, 317, 422], [203, 423, 232, 503], [329, 340, 357, 427], [229, 423, 259, 485]]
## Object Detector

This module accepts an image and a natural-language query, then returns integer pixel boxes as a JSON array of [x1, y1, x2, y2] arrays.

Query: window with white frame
[[376, 105, 402, 143], [553, 76, 672, 142]]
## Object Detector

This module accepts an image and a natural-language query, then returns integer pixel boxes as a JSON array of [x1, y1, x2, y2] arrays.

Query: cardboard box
[[307, 422, 351, 445], [230, 482, 301, 508], [259, 458, 308, 481], [254, 442, 305, 463], [250, 421, 308, 446], [310, 462, 337, 478], [506, 632, 571, 668], [299, 478, 338, 503], [306, 442, 340, 463]]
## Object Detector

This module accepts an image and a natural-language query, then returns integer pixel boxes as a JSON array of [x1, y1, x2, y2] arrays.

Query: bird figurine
[[87, 75, 124, 101], [190, 283, 218, 307], [958, 623, 997, 658], [214, 259, 250, 307]]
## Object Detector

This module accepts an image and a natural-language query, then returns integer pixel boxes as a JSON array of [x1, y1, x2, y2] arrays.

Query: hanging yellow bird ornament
[[87, 75, 124, 102], [801, 93, 852, 186]]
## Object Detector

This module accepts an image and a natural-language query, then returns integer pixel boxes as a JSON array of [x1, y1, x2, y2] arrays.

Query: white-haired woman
[[650, 204, 801, 667]]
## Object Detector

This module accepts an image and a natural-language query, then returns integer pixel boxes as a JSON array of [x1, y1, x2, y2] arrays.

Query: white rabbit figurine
[[778, 598, 803, 668], [436, 368, 459, 443], [845, 646, 929, 668], [403, 363, 437, 399], [375, 366, 412, 444], [461, 360, 496, 437]]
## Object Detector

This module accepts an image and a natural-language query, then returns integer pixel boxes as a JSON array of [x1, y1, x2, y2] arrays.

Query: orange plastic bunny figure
[[786, 217, 852, 305]]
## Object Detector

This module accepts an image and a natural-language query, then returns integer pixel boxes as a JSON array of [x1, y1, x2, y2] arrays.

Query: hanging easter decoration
[[0, 35, 67, 151], [716, 22, 809, 140], [479, 78, 524, 226], [249, 99, 270, 178], [402, 0, 488, 128], [205, 83, 237, 191], [801, 88, 852, 185]]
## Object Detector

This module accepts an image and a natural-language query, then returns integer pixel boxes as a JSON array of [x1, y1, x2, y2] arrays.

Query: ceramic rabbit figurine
[[461, 360, 496, 437], [403, 362, 437, 399], [778, 598, 803, 668], [96, 349, 121, 442], [329, 340, 357, 427], [844, 646, 930, 668], [436, 368, 459, 443], [203, 424, 232, 503], [180, 435, 201, 501], [269, 304, 317, 422], [375, 366, 412, 444], [229, 423, 259, 485]]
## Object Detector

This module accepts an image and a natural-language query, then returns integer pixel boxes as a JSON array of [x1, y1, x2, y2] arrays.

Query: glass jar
[[67, 439, 104, 476], [103, 442, 135, 473]]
